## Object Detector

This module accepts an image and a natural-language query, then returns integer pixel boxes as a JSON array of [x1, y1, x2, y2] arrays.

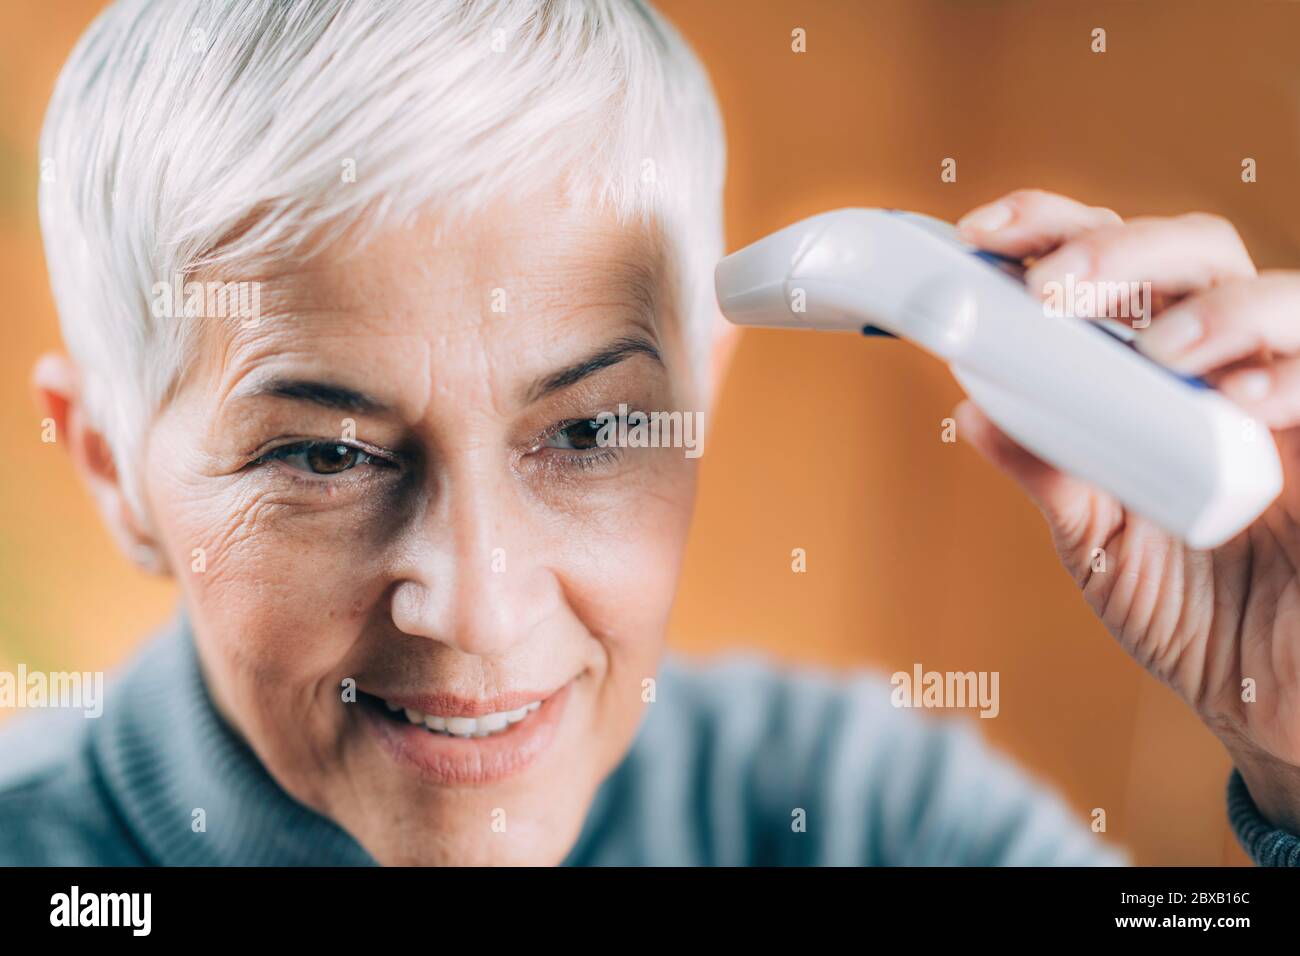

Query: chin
[[323, 754, 604, 866], [369, 790, 596, 866]]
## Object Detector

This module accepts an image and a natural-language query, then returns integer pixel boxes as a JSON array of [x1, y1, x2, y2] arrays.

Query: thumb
[[953, 399, 1100, 545]]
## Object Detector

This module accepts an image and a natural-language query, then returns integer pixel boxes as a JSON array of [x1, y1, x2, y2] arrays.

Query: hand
[[955, 189, 1300, 833]]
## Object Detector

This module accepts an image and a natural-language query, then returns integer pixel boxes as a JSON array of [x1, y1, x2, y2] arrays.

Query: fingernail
[[1222, 369, 1272, 402], [1025, 246, 1090, 293], [1137, 310, 1204, 361], [957, 201, 1013, 234]]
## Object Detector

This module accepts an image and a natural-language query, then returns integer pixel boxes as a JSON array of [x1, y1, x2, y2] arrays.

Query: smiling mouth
[[357, 682, 573, 785], [360, 692, 546, 739]]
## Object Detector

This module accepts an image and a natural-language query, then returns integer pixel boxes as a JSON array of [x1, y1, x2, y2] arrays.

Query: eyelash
[[531, 417, 626, 473], [552, 446, 622, 472], [254, 440, 397, 483]]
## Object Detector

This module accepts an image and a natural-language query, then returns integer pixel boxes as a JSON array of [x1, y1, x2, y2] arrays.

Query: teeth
[[387, 698, 544, 737], [445, 716, 475, 736]]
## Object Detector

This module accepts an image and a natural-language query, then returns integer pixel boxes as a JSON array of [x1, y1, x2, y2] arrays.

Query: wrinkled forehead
[[184, 198, 677, 416], [209, 195, 670, 327]]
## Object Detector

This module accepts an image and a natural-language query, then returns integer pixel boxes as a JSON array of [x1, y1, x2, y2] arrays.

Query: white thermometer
[[714, 208, 1282, 549]]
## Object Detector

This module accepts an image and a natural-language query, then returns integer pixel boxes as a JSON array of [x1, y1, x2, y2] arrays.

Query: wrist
[[1226, 741, 1300, 835]]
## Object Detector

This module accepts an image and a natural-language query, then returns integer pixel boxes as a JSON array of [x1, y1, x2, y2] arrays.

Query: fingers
[[959, 192, 1259, 332], [1152, 271, 1300, 430], [957, 194, 1298, 445], [1134, 272, 1300, 377], [1023, 212, 1257, 300], [956, 189, 1122, 259], [1215, 355, 1300, 429]]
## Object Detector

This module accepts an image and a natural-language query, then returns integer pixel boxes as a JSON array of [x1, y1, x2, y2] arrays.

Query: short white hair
[[39, 0, 726, 516]]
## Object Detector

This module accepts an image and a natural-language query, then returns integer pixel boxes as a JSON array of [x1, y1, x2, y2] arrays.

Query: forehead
[[191, 198, 671, 410], [311, 196, 665, 317]]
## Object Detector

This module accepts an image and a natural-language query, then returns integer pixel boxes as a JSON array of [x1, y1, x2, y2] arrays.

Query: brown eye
[[305, 443, 358, 474], [546, 419, 604, 451], [259, 440, 382, 476]]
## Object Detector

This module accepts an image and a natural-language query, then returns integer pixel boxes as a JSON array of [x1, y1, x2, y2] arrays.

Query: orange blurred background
[[4, 0, 1299, 865]]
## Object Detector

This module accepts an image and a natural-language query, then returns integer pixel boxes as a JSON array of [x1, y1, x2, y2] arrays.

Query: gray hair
[[38, 0, 726, 513]]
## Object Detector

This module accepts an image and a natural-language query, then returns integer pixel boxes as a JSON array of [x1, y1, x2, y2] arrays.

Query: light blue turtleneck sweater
[[0, 615, 1294, 866]]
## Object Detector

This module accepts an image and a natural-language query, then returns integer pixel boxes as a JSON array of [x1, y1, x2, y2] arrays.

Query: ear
[[32, 353, 168, 575]]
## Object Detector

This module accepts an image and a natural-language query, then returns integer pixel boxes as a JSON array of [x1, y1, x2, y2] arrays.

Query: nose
[[389, 455, 557, 657]]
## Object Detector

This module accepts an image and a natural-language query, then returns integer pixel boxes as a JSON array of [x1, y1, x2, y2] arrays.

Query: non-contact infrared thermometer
[[714, 208, 1282, 549]]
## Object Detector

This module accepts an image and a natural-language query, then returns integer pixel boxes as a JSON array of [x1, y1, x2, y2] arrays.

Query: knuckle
[[1186, 286, 1241, 332], [1088, 205, 1123, 226], [1182, 211, 1240, 243], [1063, 232, 1109, 270], [1005, 187, 1056, 208], [1190, 213, 1255, 276]]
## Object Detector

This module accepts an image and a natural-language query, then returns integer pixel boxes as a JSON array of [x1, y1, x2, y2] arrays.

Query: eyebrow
[[525, 335, 663, 403], [235, 335, 663, 415], [238, 378, 393, 414]]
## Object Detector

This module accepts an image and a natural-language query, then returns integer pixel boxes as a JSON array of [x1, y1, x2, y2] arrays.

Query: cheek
[[146, 465, 380, 688], [149, 476, 369, 802], [542, 468, 694, 773], [557, 458, 697, 658]]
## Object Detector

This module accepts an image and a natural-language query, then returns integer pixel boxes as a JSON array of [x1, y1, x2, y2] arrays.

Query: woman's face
[[140, 197, 700, 865]]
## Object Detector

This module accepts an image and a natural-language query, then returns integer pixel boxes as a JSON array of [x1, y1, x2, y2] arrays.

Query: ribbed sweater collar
[[90, 615, 377, 865]]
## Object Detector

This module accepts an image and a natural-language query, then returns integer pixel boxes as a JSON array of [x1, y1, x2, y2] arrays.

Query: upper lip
[[368, 683, 567, 718]]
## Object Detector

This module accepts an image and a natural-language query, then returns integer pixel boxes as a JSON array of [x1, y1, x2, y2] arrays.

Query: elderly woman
[[2, 0, 1298, 868]]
